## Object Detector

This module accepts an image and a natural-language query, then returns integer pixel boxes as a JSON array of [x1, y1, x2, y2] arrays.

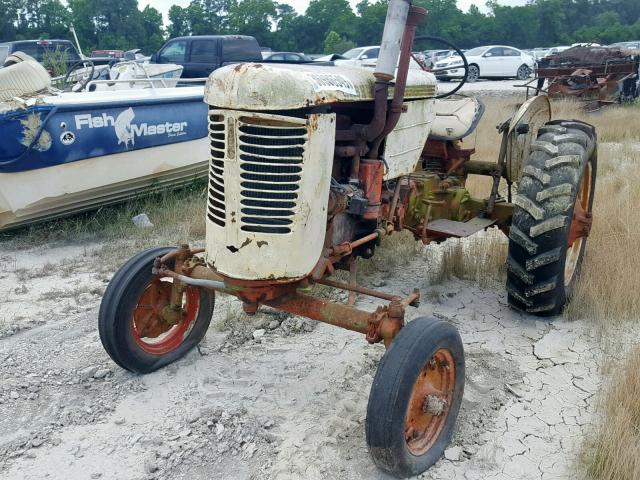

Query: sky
[[142, 0, 530, 23]]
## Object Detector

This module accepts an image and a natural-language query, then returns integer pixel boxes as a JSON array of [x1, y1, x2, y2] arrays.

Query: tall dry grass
[[467, 95, 640, 322], [362, 227, 508, 288], [565, 141, 640, 323], [581, 348, 640, 479]]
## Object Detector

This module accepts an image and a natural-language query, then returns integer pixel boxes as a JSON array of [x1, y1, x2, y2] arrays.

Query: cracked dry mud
[[0, 241, 602, 480]]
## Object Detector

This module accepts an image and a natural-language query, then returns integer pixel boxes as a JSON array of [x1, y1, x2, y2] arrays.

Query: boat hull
[[0, 138, 208, 231], [0, 87, 209, 231]]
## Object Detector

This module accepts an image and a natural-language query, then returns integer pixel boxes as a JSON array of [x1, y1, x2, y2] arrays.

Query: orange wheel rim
[[404, 348, 456, 456], [131, 278, 200, 355], [566, 163, 593, 285]]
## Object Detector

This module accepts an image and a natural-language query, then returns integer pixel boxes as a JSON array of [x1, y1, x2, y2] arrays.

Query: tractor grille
[[236, 116, 307, 234], [207, 113, 226, 227]]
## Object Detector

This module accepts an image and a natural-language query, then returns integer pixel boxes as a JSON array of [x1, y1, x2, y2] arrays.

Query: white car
[[333, 45, 423, 70], [337, 45, 381, 67], [434, 45, 535, 82]]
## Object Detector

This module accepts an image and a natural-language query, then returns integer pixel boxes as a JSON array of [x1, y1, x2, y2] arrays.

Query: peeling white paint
[[205, 110, 335, 280], [205, 63, 437, 110]]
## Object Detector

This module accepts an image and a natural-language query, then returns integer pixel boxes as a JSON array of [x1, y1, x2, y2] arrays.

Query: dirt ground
[[0, 236, 607, 480], [0, 83, 623, 480]]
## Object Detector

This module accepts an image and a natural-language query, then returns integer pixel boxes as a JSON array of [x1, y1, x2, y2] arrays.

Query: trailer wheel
[[366, 317, 464, 478], [99, 247, 214, 373], [507, 120, 596, 315]]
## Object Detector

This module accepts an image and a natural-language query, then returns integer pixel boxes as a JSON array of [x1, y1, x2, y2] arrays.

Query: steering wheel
[[413, 36, 469, 99], [63, 60, 96, 92]]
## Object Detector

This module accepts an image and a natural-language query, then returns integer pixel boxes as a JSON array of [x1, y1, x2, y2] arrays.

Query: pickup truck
[[151, 35, 262, 78], [0, 39, 81, 68]]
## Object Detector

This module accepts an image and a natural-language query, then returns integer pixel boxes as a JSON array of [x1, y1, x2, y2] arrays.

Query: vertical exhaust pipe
[[375, 0, 411, 81], [369, 5, 427, 158]]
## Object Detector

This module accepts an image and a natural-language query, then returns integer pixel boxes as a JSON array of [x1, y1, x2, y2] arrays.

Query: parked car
[[610, 41, 640, 50], [334, 45, 423, 70], [151, 35, 262, 78], [338, 45, 380, 67], [0, 39, 81, 70], [262, 51, 312, 62], [434, 45, 535, 82]]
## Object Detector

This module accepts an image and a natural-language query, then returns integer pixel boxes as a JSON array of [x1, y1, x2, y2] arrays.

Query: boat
[[67, 61, 186, 91], [0, 55, 481, 232], [0, 56, 209, 231]]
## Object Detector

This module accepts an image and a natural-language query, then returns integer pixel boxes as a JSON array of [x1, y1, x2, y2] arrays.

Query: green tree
[[269, 3, 299, 50], [168, 5, 190, 37], [139, 5, 164, 52], [188, 0, 232, 35], [354, 0, 387, 47], [0, 0, 21, 40], [227, 0, 276, 45], [323, 30, 355, 53], [302, 0, 356, 51], [323, 30, 341, 53]]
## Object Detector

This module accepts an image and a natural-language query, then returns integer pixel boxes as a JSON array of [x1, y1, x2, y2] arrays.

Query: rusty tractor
[[530, 45, 640, 106], [98, 1, 597, 476]]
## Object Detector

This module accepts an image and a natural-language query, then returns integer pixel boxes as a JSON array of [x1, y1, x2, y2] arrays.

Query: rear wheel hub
[[565, 163, 593, 284]]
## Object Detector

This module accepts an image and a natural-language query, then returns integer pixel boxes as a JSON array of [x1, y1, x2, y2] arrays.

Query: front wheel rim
[[565, 162, 593, 285], [130, 278, 201, 355], [404, 348, 456, 456]]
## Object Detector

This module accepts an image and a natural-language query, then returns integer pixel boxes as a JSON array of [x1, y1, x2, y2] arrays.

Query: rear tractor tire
[[366, 317, 465, 478], [507, 120, 597, 315], [99, 247, 215, 373]]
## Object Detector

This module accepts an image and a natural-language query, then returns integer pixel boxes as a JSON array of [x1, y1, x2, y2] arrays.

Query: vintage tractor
[[98, 1, 597, 476]]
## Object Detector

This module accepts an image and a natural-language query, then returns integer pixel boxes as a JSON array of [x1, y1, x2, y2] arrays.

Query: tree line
[[1, 0, 639, 55]]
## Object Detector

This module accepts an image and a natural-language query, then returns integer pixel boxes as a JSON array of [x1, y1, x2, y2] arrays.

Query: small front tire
[[366, 317, 465, 478], [98, 247, 215, 373]]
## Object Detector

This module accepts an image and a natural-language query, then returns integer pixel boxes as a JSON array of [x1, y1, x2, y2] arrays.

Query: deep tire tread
[[506, 120, 596, 315]]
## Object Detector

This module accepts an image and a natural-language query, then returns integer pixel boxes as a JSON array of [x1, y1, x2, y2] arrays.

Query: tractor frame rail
[[152, 244, 421, 348]]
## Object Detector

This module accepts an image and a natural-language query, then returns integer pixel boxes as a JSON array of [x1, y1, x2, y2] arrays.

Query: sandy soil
[[0, 83, 616, 480], [0, 237, 606, 480]]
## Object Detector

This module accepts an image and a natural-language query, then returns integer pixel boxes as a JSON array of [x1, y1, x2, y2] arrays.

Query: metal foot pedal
[[426, 217, 496, 238]]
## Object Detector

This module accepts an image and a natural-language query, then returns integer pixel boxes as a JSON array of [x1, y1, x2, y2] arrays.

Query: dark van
[[0, 39, 81, 67], [151, 35, 262, 78]]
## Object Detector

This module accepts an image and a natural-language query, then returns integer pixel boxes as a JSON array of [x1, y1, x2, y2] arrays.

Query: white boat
[[0, 57, 208, 231], [62, 60, 185, 91]]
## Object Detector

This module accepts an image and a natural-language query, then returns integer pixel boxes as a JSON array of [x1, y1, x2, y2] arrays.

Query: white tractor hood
[[205, 62, 437, 110]]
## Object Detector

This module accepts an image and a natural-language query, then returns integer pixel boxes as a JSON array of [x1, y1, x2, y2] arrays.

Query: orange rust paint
[[359, 159, 384, 220], [568, 167, 593, 246], [405, 348, 456, 456], [131, 280, 200, 355]]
